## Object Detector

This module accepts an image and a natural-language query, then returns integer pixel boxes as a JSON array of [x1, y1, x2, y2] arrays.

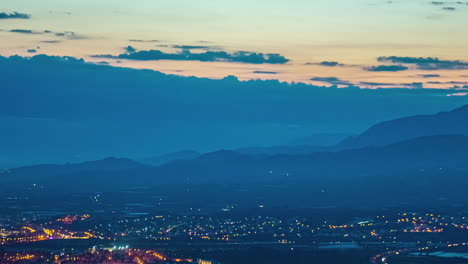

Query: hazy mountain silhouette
[[140, 135, 349, 164], [149, 134, 468, 206], [339, 104, 468, 148], [235, 145, 336, 156], [232, 104, 468, 156], [3, 135, 468, 206], [3, 106, 468, 207], [155, 134, 468, 184], [5, 134, 468, 185], [140, 150, 200, 166], [2, 157, 146, 185], [289, 133, 353, 146]]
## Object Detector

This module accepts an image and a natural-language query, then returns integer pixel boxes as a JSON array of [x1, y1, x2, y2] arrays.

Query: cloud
[[54, 31, 87, 40], [93, 48, 289, 64], [27, 49, 37, 53], [359, 82, 397, 86], [430, 1, 464, 11], [311, 77, 351, 86], [378, 56, 468, 70], [417, 74, 441, 78], [129, 39, 161, 42], [7, 29, 86, 40], [427, 81, 468, 85], [319, 61, 341, 67], [10, 29, 35, 34], [424, 1, 468, 20], [364, 65, 409, 72], [4, 54, 85, 64], [305, 61, 346, 67], [171, 45, 223, 51], [128, 43, 223, 51], [125, 45, 136, 53], [0, 12, 30, 19], [360, 82, 424, 88], [442, 6, 456, 11], [411, 82, 424, 89], [1, 55, 464, 126], [253, 71, 278, 74], [317, 78, 425, 89], [41, 40, 61, 44]]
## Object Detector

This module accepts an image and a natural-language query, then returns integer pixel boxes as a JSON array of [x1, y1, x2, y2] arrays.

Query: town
[[1, 198, 467, 264]]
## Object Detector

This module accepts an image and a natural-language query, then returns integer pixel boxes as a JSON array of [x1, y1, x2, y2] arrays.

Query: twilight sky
[[1, 0, 467, 89]]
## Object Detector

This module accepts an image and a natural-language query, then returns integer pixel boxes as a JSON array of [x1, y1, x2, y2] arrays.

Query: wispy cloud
[[10, 29, 35, 34], [305, 61, 345, 67], [427, 81, 468, 85], [378, 56, 468, 70], [311, 77, 351, 86], [429, 1, 465, 11], [318, 61, 342, 67], [364, 65, 409, 72], [171, 45, 223, 51], [253, 71, 278, 75], [359, 82, 424, 89], [41, 40, 61, 44], [417, 74, 441, 78], [129, 39, 161, 43], [7, 29, 87, 40], [442, 6, 457, 11], [92, 46, 289, 65]]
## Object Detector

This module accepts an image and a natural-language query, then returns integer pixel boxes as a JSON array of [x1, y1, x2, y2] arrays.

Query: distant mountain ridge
[[289, 133, 353, 146], [2, 135, 468, 206], [3, 157, 146, 183], [235, 145, 336, 156], [140, 150, 200, 166], [4, 131, 468, 188], [155, 134, 468, 184], [339, 104, 468, 148], [2, 105, 468, 207]]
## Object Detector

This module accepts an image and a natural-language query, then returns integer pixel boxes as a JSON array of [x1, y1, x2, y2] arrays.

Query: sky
[[1, 0, 467, 88]]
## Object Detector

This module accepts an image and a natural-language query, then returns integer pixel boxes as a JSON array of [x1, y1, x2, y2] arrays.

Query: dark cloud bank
[[0, 54, 467, 167]]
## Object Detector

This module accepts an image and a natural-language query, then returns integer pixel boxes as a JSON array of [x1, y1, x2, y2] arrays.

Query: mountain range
[[2, 104, 468, 206]]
